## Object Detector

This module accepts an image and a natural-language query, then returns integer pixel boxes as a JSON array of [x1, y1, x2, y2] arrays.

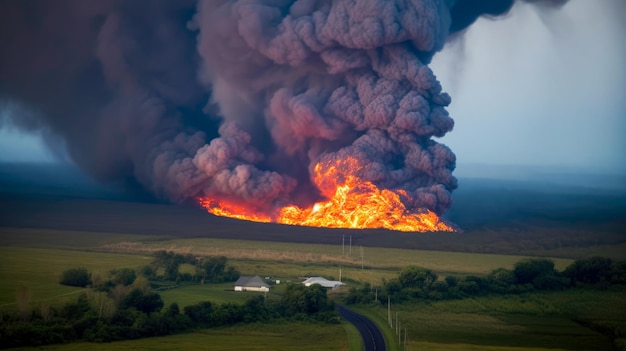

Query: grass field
[[341, 320, 364, 351], [0, 246, 152, 308], [3, 227, 575, 277], [14, 322, 350, 350], [1, 226, 623, 350], [1, 227, 575, 307], [0, 227, 156, 249], [351, 288, 626, 351], [158, 282, 283, 307], [98, 236, 575, 275]]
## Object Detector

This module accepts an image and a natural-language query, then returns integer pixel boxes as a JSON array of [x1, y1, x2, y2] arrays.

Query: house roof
[[302, 276, 344, 288], [234, 275, 269, 288]]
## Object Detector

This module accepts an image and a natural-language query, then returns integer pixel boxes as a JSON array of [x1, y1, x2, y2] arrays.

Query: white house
[[302, 276, 344, 289], [234, 276, 270, 292]]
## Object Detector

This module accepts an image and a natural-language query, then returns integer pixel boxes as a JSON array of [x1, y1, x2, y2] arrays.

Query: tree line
[[346, 256, 626, 304], [0, 252, 337, 348], [58, 250, 240, 289]]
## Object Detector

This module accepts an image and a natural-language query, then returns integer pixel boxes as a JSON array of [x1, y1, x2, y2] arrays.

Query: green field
[[158, 282, 286, 307], [0, 246, 152, 308], [1, 226, 624, 350], [98, 236, 574, 275], [14, 322, 350, 350], [351, 288, 626, 351]]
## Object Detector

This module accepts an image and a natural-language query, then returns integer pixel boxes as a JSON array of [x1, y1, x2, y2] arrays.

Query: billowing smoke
[[0, 0, 570, 218]]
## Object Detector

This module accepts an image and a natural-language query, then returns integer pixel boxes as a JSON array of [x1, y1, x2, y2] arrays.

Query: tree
[[183, 301, 214, 324], [563, 257, 613, 286], [514, 259, 567, 290], [242, 295, 271, 322], [398, 266, 438, 296], [122, 288, 164, 314], [195, 256, 239, 283], [513, 259, 554, 285], [140, 265, 156, 279], [111, 268, 136, 286], [151, 250, 197, 281], [487, 268, 516, 293], [60, 267, 92, 287], [609, 261, 626, 285], [281, 284, 329, 316], [197, 256, 227, 282]]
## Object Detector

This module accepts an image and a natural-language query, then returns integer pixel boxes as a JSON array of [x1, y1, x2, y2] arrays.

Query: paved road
[[336, 304, 386, 351]]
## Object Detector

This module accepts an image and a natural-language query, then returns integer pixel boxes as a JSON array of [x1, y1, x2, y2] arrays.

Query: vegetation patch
[[9, 322, 348, 350]]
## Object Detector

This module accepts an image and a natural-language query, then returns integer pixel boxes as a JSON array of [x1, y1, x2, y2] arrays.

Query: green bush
[[59, 267, 92, 287], [564, 257, 613, 286], [122, 288, 164, 314], [111, 268, 136, 286]]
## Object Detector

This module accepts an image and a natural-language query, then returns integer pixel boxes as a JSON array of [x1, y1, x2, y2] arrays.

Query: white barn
[[302, 276, 344, 289], [234, 276, 270, 292]]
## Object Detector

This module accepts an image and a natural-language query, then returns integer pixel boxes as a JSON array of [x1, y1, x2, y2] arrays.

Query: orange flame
[[197, 157, 455, 232]]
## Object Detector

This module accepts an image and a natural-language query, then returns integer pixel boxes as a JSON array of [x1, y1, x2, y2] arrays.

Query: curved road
[[336, 304, 386, 351]]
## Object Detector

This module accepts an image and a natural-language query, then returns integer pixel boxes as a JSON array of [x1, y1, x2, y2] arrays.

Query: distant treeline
[[57, 250, 240, 289], [0, 252, 338, 348], [346, 256, 626, 304]]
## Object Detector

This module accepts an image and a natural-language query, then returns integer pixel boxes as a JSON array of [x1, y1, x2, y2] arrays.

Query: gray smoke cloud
[[0, 0, 572, 218]]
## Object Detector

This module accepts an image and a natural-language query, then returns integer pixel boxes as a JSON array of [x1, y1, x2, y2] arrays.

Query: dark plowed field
[[2, 176, 625, 258]]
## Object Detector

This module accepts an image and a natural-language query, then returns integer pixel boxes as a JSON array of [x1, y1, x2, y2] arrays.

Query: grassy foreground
[[14, 322, 350, 351], [351, 288, 626, 351], [2, 227, 623, 350], [0, 246, 151, 308]]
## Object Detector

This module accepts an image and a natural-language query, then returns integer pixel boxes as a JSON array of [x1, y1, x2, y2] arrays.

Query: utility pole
[[360, 246, 364, 269], [404, 327, 407, 351], [398, 320, 401, 344], [395, 312, 399, 336], [387, 296, 391, 327], [349, 235, 352, 255], [342, 235, 345, 255]]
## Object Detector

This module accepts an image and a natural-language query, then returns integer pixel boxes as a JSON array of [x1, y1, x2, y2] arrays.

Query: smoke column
[[0, 0, 571, 220]]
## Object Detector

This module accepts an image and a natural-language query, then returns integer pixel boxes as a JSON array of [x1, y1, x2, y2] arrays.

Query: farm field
[[357, 288, 626, 350], [2, 229, 625, 350], [2, 177, 625, 261], [3, 226, 575, 275], [0, 226, 576, 308], [99, 236, 575, 274], [2, 174, 626, 351], [350, 288, 626, 351], [157, 282, 284, 307], [13, 322, 351, 351], [0, 246, 151, 308]]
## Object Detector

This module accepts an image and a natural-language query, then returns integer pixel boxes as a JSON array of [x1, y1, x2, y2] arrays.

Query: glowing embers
[[197, 198, 272, 223], [198, 157, 455, 232]]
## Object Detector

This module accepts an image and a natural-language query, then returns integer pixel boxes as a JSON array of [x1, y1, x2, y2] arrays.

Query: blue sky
[[0, 0, 624, 175], [433, 0, 626, 174]]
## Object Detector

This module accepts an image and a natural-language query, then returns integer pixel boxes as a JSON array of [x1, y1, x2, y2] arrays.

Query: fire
[[198, 157, 455, 232]]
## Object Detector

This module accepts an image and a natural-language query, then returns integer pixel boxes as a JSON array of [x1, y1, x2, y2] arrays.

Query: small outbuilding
[[234, 276, 270, 292], [302, 276, 344, 289]]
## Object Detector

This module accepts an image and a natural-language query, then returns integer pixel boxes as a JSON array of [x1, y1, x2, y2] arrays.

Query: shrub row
[[1, 282, 337, 348], [346, 256, 626, 304]]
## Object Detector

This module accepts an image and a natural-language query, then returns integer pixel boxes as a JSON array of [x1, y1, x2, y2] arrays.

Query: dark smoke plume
[[0, 0, 570, 217]]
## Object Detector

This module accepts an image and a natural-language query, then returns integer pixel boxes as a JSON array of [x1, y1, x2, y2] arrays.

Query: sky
[[0, 0, 624, 175], [0, 108, 57, 163], [432, 0, 626, 174]]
